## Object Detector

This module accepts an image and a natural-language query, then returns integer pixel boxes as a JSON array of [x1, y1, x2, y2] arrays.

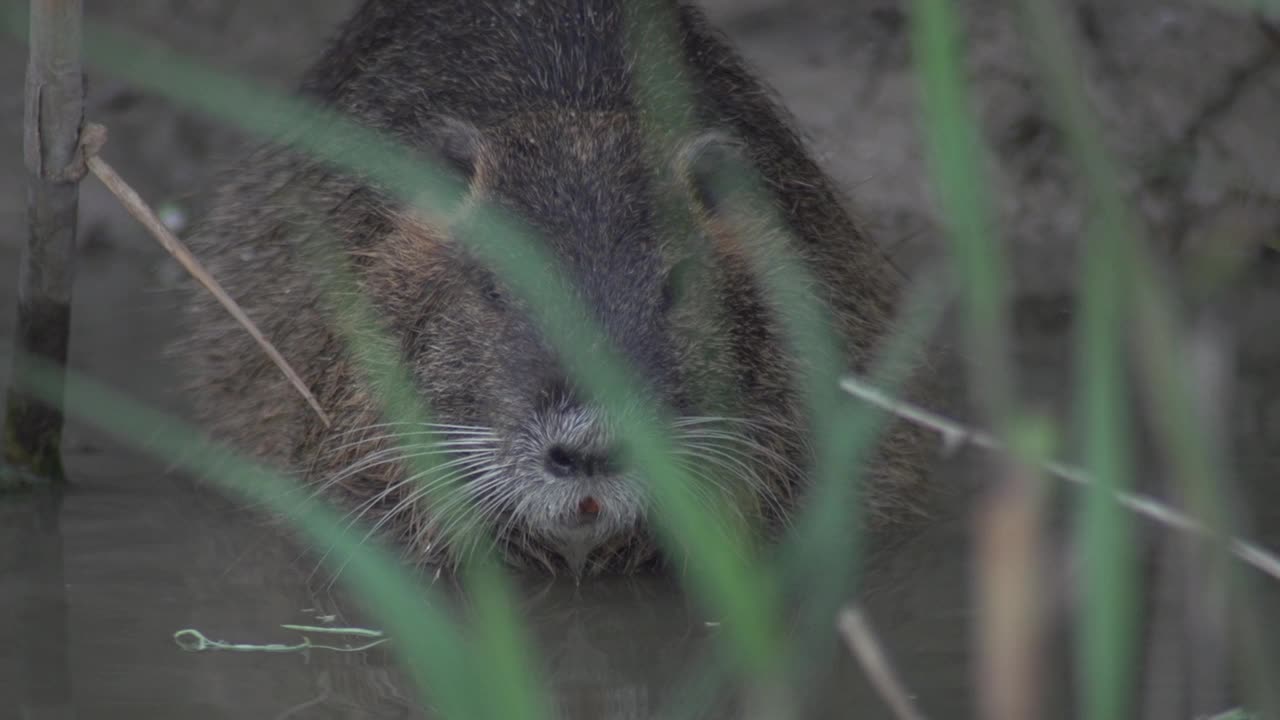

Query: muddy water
[[0, 475, 966, 720]]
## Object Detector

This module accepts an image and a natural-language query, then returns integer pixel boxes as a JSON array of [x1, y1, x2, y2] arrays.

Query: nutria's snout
[[543, 441, 620, 481], [507, 402, 650, 574], [533, 399, 623, 483]]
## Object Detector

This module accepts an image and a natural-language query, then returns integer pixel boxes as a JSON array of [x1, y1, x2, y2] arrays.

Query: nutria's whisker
[[319, 444, 491, 491], [396, 461, 501, 524], [494, 511, 526, 563], [454, 500, 510, 571], [675, 420, 800, 498], [680, 473, 738, 531], [318, 424, 496, 455], [320, 433, 498, 460], [679, 425, 806, 476], [305, 424, 491, 473], [324, 427, 497, 447], [672, 415, 746, 427], [422, 466, 506, 531], [313, 423, 494, 459], [322, 458, 499, 586], [672, 459, 749, 528], [462, 477, 517, 526], [376, 458, 498, 523], [326, 421, 494, 438], [312, 454, 493, 576], [696, 415, 814, 455], [341, 453, 493, 528], [361, 471, 480, 549], [304, 443, 494, 520], [429, 470, 515, 561], [675, 445, 789, 526], [677, 439, 802, 511], [472, 483, 531, 547], [316, 445, 489, 483]]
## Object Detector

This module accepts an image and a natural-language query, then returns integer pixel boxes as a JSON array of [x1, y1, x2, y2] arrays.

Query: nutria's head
[[316, 111, 807, 576]]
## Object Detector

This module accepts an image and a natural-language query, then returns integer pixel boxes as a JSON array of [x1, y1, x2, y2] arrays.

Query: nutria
[[174, 0, 937, 577]]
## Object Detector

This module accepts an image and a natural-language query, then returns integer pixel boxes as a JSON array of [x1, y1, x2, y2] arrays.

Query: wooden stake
[[3, 0, 85, 489]]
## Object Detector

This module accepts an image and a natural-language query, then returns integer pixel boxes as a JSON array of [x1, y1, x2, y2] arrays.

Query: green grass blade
[[623, 2, 928, 677], [469, 564, 555, 720], [910, 0, 1015, 427], [316, 263, 553, 720], [12, 353, 487, 720], [1010, 2, 1141, 717], [1012, 0, 1278, 714]]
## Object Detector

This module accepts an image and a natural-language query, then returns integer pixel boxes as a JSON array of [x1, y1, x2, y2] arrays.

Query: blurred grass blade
[[1073, 209, 1139, 720], [12, 352, 490, 720], [1010, 2, 1142, 718], [315, 262, 553, 720], [1014, 0, 1279, 713], [469, 564, 553, 720], [1130, 278, 1280, 715], [663, 265, 953, 719], [909, 0, 1014, 427], [624, 4, 944, 688], [1010, 0, 1279, 709]]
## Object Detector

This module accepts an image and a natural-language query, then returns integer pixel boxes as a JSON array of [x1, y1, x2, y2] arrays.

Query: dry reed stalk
[[74, 123, 331, 427], [838, 376, 1280, 584], [972, 459, 1045, 720], [836, 605, 928, 720]]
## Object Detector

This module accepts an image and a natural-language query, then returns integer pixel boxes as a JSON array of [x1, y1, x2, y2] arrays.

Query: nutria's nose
[[544, 443, 618, 480]]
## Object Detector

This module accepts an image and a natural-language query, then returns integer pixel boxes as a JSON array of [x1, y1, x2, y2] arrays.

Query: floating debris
[[174, 624, 388, 654]]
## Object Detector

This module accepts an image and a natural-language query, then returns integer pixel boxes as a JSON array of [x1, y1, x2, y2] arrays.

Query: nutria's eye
[[480, 277, 505, 305], [661, 258, 696, 313], [429, 115, 486, 184], [682, 131, 749, 216]]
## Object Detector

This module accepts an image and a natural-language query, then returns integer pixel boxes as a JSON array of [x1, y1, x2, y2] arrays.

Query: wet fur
[[173, 0, 938, 577]]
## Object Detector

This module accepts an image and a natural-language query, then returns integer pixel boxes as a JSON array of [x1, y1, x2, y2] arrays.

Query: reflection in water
[[2, 488, 74, 719], [517, 574, 715, 719], [0, 447, 731, 718], [0, 444, 977, 719]]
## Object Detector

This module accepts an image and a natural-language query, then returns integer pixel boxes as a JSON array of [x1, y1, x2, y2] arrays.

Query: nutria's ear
[[678, 130, 754, 216], [425, 115, 486, 185]]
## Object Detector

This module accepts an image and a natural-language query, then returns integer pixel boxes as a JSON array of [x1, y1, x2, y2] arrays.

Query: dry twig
[[836, 605, 928, 720], [77, 123, 331, 427], [838, 376, 1280, 583]]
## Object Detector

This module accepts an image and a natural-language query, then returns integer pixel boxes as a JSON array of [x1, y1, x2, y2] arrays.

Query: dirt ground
[[1, 1, 1279, 717]]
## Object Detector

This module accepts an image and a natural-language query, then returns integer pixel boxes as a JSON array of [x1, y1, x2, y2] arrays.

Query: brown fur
[[172, 0, 939, 577]]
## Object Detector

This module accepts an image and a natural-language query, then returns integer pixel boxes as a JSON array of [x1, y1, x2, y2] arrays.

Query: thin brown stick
[[836, 605, 928, 720], [838, 375, 1280, 584], [78, 123, 331, 427]]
